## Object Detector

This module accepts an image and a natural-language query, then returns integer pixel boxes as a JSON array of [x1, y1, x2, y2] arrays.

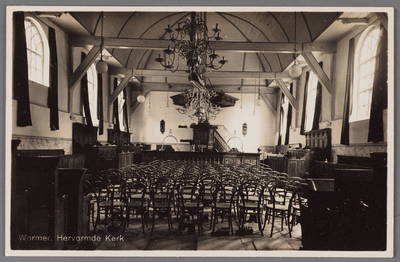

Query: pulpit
[[190, 123, 218, 151]]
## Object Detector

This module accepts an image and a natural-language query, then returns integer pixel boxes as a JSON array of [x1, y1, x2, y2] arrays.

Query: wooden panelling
[[142, 151, 260, 167], [14, 156, 66, 250], [118, 152, 134, 169], [266, 149, 312, 178], [58, 168, 88, 248], [73, 123, 98, 154], [58, 154, 86, 168], [305, 128, 331, 161], [17, 149, 64, 156], [311, 160, 371, 179], [107, 129, 131, 153], [86, 145, 117, 177]]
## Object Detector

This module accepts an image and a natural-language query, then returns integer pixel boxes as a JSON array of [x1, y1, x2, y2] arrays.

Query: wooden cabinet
[[86, 145, 117, 177], [13, 156, 67, 250], [118, 152, 134, 169], [58, 168, 89, 249], [302, 153, 387, 251], [266, 154, 287, 173], [58, 154, 85, 168], [266, 150, 312, 178]]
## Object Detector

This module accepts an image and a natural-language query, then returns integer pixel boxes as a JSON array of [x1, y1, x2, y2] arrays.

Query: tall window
[[280, 94, 289, 143], [351, 25, 381, 122], [116, 79, 126, 132], [304, 71, 319, 131], [84, 64, 99, 126], [24, 17, 49, 86]]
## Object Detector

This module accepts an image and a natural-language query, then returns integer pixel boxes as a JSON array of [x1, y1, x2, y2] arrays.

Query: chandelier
[[155, 12, 228, 122], [155, 12, 228, 79], [176, 84, 221, 122]]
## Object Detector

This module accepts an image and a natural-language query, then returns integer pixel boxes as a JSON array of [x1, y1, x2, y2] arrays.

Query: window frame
[[86, 63, 99, 127], [303, 70, 319, 132], [24, 16, 50, 87], [116, 78, 126, 132], [350, 25, 381, 122]]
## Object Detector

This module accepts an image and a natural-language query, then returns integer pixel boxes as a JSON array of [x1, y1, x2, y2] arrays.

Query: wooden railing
[[214, 130, 231, 152]]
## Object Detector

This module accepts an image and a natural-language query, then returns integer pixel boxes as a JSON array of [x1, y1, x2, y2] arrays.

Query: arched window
[[24, 17, 49, 86], [84, 63, 99, 126], [351, 25, 381, 122], [304, 71, 319, 131]]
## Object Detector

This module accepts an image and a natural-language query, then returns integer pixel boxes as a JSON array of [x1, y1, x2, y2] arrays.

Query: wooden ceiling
[[64, 11, 342, 93]]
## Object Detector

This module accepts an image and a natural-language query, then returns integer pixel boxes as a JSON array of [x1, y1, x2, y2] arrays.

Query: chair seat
[[266, 203, 289, 211], [155, 194, 168, 199], [153, 202, 171, 208], [131, 194, 150, 199], [292, 203, 300, 210], [183, 203, 204, 209], [99, 200, 124, 207], [182, 194, 193, 199], [213, 203, 231, 209], [127, 201, 149, 208], [247, 196, 259, 202], [239, 202, 259, 209], [203, 195, 213, 200]]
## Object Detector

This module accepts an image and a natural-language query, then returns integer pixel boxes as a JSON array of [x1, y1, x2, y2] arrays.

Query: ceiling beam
[[302, 51, 334, 96], [109, 73, 133, 105], [276, 79, 298, 111], [338, 18, 369, 25], [70, 36, 337, 53], [68, 46, 101, 118], [376, 13, 388, 31], [136, 82, 278, 94], [276, 89, 282, 133], [69, 46, 101, 91], [109, 67, 293, 80], [260, 93, 277, 118]]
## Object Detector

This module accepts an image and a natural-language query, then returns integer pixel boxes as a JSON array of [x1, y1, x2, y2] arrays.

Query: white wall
[[12, 14, 112, 153], [130, 91, 276, 153], [287, 17, 387, 149]]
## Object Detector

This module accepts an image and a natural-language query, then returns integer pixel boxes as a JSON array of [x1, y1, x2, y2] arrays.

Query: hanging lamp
[[289, 12, 302, 78], [137, 84, 145, 103], [256, 55, 262, 106], [96, 12, 108, 74], [137, 50, 146, 103]]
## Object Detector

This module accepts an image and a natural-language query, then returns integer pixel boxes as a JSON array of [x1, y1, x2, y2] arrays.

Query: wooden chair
[[125, 181, 149, 234]]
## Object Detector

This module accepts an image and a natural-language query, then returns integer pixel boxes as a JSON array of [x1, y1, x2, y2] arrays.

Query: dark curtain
[[81, 52, 93, 127], [340, 38, 355, 145], [113, 78, 120, 132], [368, 26, 388, 142], [48, 27, 59, 130], [312, 62, 323, 131], [300, 72, 310, 135], [284, 83, 293, 145], [277, 93, 284, 146], [13, 11, 32, 127], [97, 73, 103, 135], [123, 88, 130, 133]]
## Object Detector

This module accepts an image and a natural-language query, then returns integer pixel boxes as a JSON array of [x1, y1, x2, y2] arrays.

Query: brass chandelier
[[155, 12, 228, 83], [155, 12, 228, 122], [177, 85, 221, 122]]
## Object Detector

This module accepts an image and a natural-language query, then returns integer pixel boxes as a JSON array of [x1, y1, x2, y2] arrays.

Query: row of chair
[[83, 160, 308, 237]]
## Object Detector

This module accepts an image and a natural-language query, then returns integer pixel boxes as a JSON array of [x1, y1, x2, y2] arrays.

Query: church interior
[[9, 9, 390, 252]]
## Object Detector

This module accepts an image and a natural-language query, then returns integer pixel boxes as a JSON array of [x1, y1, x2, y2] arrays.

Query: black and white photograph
[[5, 6, 394, 257]]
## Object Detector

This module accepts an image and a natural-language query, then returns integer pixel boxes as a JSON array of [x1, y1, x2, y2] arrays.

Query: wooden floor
[[78, 212, 302, 251]]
